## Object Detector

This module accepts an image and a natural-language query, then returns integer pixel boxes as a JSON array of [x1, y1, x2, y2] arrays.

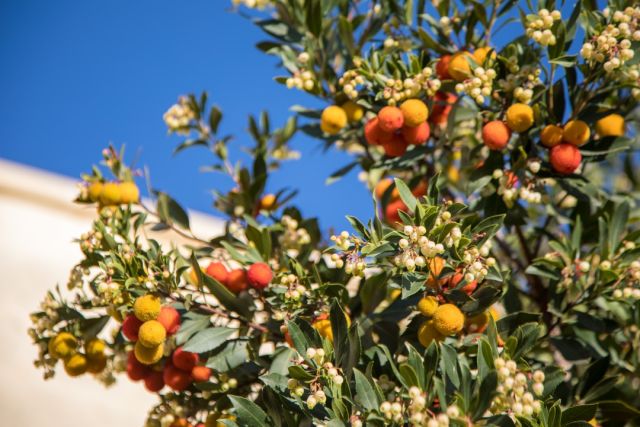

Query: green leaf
[[561, 404, 597, 424], [209, 106, 222, 134], [182, 327, 234, 353], [156, 191, 190, 230], [354, 368, 380, 411], [394, 178, 417, 212], [228, 395, 270, 427]]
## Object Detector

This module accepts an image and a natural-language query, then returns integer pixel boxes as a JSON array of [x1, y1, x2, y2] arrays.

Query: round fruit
[[448, 52, 473, 81], [432, 304, 465, 336], [122, 314, 143, 341], [365, 117, 393, 145], [119, 181, 140, 204], [426, 257, 445, 288], [402, 121, 430, 145], [320, 105, 347, 135], [448, 271, 478, 295], [435, 55, 452, 80], [430, 92, 457, 125], [226, 269, 248, 294], [382, 134, 408, 157], [374, 178, 394, 200], [482, 121, 511, 150], [144, 370, 165, 392], [341, 101, 364, 123], [127, 351, 151, 381], [562, 120, 591, 146], [417, 296, 439, 317], [157, 306, 181, 335], [138, 320, 167, 348], [259, 193, 277, 211], [64, 354, 88, 377], [172, 347, 199, 371], [87, 182, 103, 202], [247, 262, 273, 290], [86, 354, 107, 374], [505, 103, 534, 133], [400, 99, 429, 127], [418, 320, 444, 347], [377, 106, 404, 132], [164, 364, 193, 391], [473, 46, 495, 64], [133, 294, 161, 322], [48, 332, 78, 359], [540, 124, 564, 147], [550, 143, 581, 175], [134, 341, 164, 365], [384, 199, 408, 224], [206, 262, 229, 285], [99, 182, 121, 205], [191, 366, 212, 382], [85, 338, 106, 359], [595, 113, 625, 137]]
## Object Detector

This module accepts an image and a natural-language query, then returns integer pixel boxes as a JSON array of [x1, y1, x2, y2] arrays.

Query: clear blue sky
[[0, 0, 372, 230]]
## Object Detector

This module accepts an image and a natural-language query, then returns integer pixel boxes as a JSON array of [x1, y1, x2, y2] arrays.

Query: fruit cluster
[[85, 180, 140, 206], [199, 261, 273, 294], [48, 333, 108, 377]]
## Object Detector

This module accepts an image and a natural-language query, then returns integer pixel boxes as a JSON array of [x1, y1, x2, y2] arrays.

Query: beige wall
[[0, 159, 222, 426]]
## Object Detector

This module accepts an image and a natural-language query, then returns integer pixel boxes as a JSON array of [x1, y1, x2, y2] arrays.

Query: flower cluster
[[498, 65, 543, 104], [339, 68, 367, 99], [278, 215, 311, 256], [379, 386, 458, 426], [581, 6, 639, 73], [394, 224, 445, 272], [286, 66, 316, 92], [492, 357, 545, 417], [162, 96, 196, 133], [525, 9, 561, 46], [382, 69, 442, 106], [454, 66, 496, 105]]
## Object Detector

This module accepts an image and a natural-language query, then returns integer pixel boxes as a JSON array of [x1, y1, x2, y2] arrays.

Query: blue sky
[[0, 0, 372, 230]]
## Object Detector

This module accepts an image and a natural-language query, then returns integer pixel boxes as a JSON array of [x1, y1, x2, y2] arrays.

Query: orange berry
[[374, 178, 394, 200], [426, 257, 445, 288], [164, 363, 193, 391], [506, 103, 534, 133], [206, 262, 229, 285], [157, 306, 181, 336], [399, 99, 429, 127], [562, 120, 590, 146], [473, 46, 496, 64], [377, 106, 404, 132], [226, 269, 248, 294], [540, 124, 564, 147], [482, 121, 511, 151], [402, 121, 430, 145], [172, 347, 199, 372], [595, 114, 624, 137], [448, 52, 473, 81], [435, 55, 452, 80], [550, 143, 581, 175], [384, 199, 408, 224], [247, 262, 273, 290], [430, 92, 457, 125], [382, 134, 408, 157], [191, 366, 212, 382]]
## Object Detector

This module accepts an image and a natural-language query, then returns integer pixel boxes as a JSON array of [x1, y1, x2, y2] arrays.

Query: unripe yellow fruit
[[506, 103, 534, 133], [99, 182, 122, 205], [48, 332, 78, 359], [133, 294, 161, 322], [417, 320, 444, 347], [562, 120, 590, 146], [64, 353, 88, 377], [119, 181, 140, 204], [86, 354, 107, 374], [540, 124, 564, 147], [400, 99, 429, 127], [134, 341, 164, 365], [432, 304, 465, 336], [312, 313, 351, 342], [473, 46, 496, 64], [595, 114, 624, 138], [341, 101, 364, 123], [138, 320, 167, 348], [85, 338, 106, 359], [448, 52, 472, 81], [88, 182, 103, 202], [260, 193, 277, 211], [320, 105, 348, 135], [417, 296, 439, 317]]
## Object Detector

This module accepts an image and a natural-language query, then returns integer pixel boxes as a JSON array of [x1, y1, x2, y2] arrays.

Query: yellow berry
[[48, 332, 78, 359], [448, 52, 473, 81], [473, 46, 496, 64], [506, 103, 534, 133], [595, 114, 624, 138], [86, 354, 107, 374], [432, 304, 465, 336], [562, 120, 590, 146], [320, 105, 347, 135], [417, 320, 444, 347], [138, 320, 167, 348], [260, 193, 277, 211], [64, 354, 88, 377], [134, 341, 164, 365], [341, 101, 364, 123], [99, 182, 121, 206], [417, 296, 439, 317], [119, 181, 140, 204], [400, 99, 429, 127], [540, 124, 564, 147], [85, 338, 106, 359], [133, 294, 161, 322]]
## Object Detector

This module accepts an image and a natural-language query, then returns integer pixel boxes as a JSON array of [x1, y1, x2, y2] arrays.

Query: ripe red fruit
[[126, 351, 150, 381], [550, 143, 582, 175], [482, 121, 511, 151], [382, 134, 408, 158], [448, 272, 478, 295], [226, 269, 248, 294], [384, 199, 408, 224], [378, 106, 404, 132], [122, 314, 143, 341], [157, 306, 181, 335], [206, 262, 229, 285], [191, 365, 212, 382], [164, 363, 193, 391], [247, 262, 273, 290], [436, 55, 452, 80], [144, 370, 165, 392], [364, 118, 389, 145], [430, 92, 457, 125], [172, 347, 199, 372], [402, 122, 430, 145]]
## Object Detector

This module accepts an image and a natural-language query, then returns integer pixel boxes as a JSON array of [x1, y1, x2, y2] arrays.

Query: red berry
[[482, 121, 511, 151], [172, 347, 199, 372], [126, 351, 150, 381], [191, 366, 212, 382], [226, 269, 248, 294], [144, 370, 164, 392], [550, 143, 581, 175], [163, 363, 192, 391], [157, 306, 181, 335], [122, 314, 143, 341], [247, 262, 273, 290], [205, 262, 229, 285], [402, 122, 430, 145]]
